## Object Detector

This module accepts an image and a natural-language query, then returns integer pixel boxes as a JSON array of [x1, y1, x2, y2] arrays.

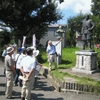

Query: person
[[20, 47, 36, 100], [5, 46, 16, 99], [46, 38, 63, 71], [12, 43, 18, 69], [2, 44, 8, 75], [81, 15, 94, 50], [14, 47, 27, 87], [32, 49, 42, 90]]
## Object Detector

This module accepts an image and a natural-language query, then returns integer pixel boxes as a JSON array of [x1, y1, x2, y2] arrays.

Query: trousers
[[48, 54, 57, 69], [21, 73, 35, 100], [5, 71, 14, 98]]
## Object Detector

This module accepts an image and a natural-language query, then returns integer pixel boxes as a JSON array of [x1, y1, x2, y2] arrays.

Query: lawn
[[38, 47, 100, 93]]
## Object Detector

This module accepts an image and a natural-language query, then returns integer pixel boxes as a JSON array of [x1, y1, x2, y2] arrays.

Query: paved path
[[0, 61, 100, 100]]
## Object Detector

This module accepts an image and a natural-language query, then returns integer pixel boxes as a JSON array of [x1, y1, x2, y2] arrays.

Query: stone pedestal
[[72, 51, 98, 74]]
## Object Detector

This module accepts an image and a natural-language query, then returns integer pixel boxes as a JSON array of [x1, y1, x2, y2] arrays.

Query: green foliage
[[91, 0, 100, 44], [91, 0, 100, 16], [66, 13, 84, 47], [0, 0, 62, 43]]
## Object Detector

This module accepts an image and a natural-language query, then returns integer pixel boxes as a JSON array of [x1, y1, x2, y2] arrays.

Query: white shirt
[[12, 51, 17, 61], [15, 53, 26, 69], [20, 55, 36, 72]]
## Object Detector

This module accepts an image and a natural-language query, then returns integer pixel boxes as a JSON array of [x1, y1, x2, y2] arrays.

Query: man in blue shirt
[[46, 38, 63, 71]]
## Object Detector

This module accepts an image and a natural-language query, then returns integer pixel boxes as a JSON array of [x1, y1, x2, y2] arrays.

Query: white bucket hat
[[7, 47, 14, 53], [33, 50, 39, 57]]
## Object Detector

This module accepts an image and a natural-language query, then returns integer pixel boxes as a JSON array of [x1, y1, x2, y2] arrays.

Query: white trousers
[[48, 54, 57, 69]]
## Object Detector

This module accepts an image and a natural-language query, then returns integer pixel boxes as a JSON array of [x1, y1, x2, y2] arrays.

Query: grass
[[38, 47, 100, 93]]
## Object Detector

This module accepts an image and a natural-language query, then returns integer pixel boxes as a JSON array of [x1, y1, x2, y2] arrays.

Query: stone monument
[[72, 15, 99, 74], [72, 51, 98, 74]]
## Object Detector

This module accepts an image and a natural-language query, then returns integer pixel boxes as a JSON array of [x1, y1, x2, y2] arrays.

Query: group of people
[[2, 44, 42, 100], [1, 37, 63, 100]]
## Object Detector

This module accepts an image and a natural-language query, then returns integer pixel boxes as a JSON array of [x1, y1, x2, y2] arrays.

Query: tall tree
[[91, 0, 100, 43], [0, 0, 62, 44], [67, 13, 84, 47], [91, 0, 100, 16]]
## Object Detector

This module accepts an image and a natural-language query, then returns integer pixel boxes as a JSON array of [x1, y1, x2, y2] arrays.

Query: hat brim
[[33, 50, 39, 57], [7, 48, 14, 53]]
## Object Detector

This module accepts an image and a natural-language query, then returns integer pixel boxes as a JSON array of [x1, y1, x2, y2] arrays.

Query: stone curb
[[40, 66, 61, 92], [40, 66, 100, 94]]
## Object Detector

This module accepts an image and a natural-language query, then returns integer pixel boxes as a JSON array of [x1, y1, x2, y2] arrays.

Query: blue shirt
[[46, 44, 56, 55]]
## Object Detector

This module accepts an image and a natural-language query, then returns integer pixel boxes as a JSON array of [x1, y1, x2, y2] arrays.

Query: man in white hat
[[5, 46, 16, 99]]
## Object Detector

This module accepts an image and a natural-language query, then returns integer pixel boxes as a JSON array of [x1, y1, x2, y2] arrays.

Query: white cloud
[[58, 0, 92, 14]]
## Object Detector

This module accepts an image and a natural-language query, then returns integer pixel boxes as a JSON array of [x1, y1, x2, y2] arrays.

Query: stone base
[[72, 68, 100, 74], [72, 51, 98, 74]]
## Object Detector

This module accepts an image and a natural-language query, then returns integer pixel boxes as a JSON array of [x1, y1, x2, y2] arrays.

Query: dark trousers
[[33, 77, 37, 89], [14, 69, 22, 85]]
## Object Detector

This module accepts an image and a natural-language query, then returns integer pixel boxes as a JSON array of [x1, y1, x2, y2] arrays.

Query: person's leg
[[25, 74, 34, 100], [19, 71, 23, 87], [21, 81, 26, 99], [82, 39, 86, 50], [14, 69, 20, 86], [4, 67, 6, 76], [34, 77, 38, 89], [87, 39, 92, 50], [49, 55, 53, 70], [54, 54, 57, 69], [82, 34, 87, 50], [6, 71, 13, 98]]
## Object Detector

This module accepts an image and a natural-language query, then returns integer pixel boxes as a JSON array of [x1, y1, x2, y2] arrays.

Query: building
[[40, 24, 67, 48]]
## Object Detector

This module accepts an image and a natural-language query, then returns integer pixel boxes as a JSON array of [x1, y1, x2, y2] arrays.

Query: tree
[[0, 0, 62, 44], [67, 13, 84, 47], [91, 0, 100, 16], [91, 0, 100, 44]]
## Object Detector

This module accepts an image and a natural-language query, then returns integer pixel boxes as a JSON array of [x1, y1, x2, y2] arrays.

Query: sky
[[57, 0, 92, 24]]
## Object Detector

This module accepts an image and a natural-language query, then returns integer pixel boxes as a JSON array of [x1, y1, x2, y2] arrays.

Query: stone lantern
[[56, 25, 65, 64], [56, 25, 65, 41]]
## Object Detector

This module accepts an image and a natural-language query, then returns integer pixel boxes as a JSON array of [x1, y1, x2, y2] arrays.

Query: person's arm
[[26, 69, 34, 79], [55, 38, 63, 45], [10, 66, 16, 74], [20, 66, 25, 76], [88, 20, 94, 31]]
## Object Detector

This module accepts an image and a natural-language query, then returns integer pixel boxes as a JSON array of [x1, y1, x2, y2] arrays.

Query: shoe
[[49, 68, 52, 71], [14, 83, 18, 86], [21, 97, 25, 100], [19, 84, 23, 87], [6, 97, 14, 99]]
